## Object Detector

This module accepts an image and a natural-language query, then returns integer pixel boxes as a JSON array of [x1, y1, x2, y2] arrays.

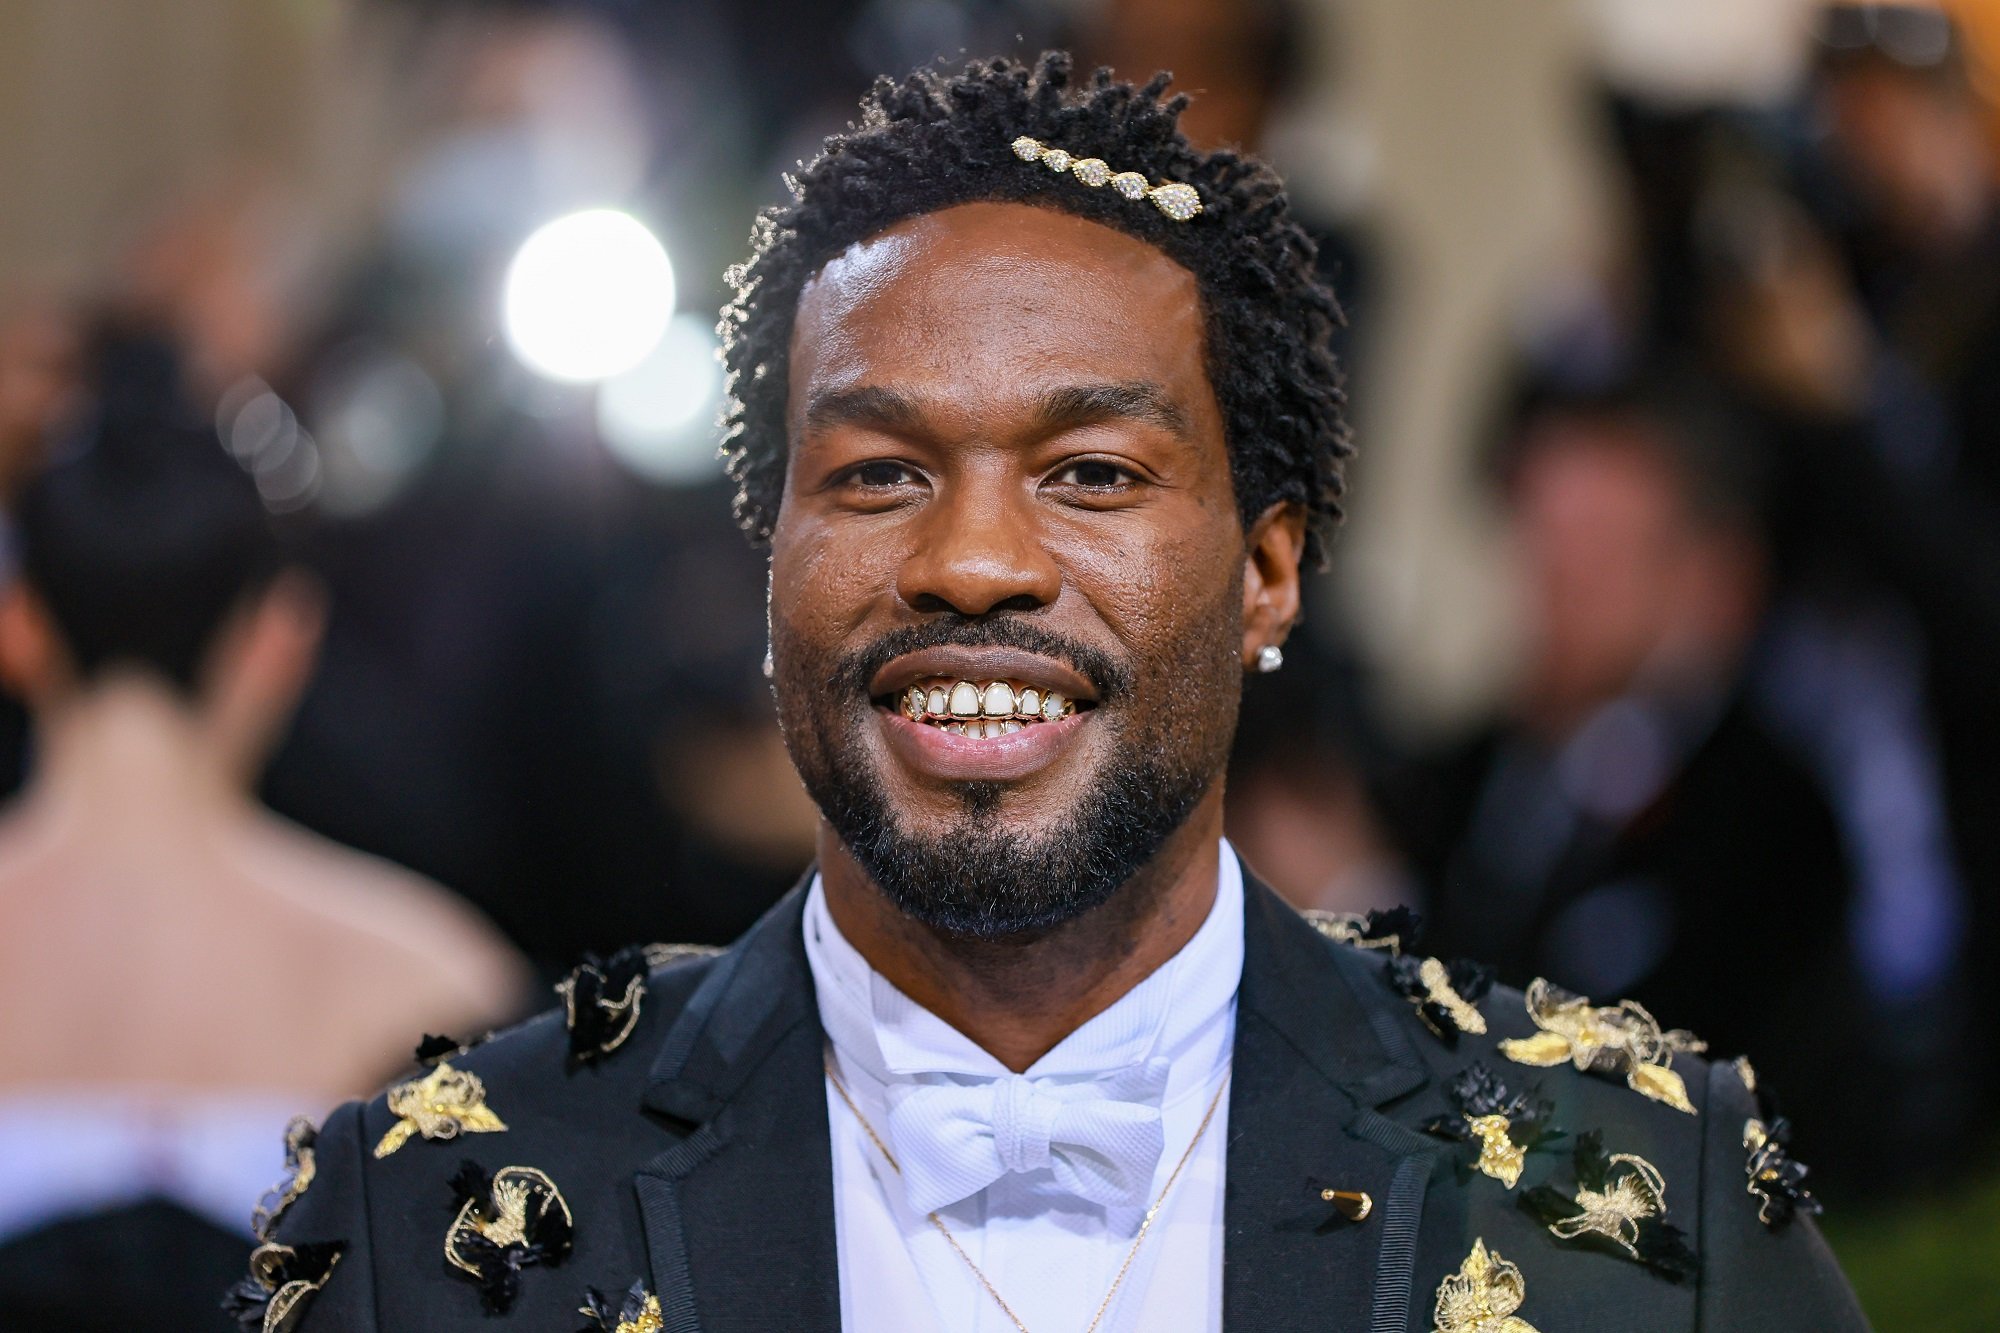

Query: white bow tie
[[884, 1058, 1171, 1216]]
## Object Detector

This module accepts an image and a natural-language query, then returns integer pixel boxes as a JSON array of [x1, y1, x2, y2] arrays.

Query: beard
[[777, 613, 1239, 941]]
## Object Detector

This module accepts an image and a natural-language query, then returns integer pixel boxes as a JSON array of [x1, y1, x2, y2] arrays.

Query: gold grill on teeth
[[901, 680, 1076, 732]]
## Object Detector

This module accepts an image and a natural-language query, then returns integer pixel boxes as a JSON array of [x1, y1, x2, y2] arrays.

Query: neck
[[819, 792, 1226, 1073], [22, 674, 249, 845]]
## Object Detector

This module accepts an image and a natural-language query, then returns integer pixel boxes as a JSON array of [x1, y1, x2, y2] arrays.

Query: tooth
[[927, 686, 949, 717], [1017, 687, 1042, 718], [904, 686, 926, 719], [949, 681, 980, 717], [1001, 720, 1022, 734], [945, 722, 965, 735], [1042, 691, 1067, 722], [982, 681, 1014, 717]]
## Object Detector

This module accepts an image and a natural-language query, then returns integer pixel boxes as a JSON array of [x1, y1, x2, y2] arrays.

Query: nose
[[896, 469, 1062, 617]]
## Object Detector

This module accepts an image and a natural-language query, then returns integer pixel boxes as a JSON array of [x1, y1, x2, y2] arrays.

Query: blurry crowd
[[1241, 0, 2000, 1213], [0, 0, 1996, 1327]]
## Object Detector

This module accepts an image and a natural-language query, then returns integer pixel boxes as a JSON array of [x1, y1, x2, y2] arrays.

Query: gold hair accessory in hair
[[1499, 978, 1705, 1114], [1010, 137, 1203, 220], [1432, 1239, 1540, 1333], [374, 1062, 508, 1158]]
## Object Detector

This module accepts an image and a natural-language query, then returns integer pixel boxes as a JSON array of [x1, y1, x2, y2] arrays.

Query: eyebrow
[[801, 380, 1192, 441]]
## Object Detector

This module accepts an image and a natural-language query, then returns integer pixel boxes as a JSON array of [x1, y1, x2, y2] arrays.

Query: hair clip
[[1009, 137, 1203, 221]]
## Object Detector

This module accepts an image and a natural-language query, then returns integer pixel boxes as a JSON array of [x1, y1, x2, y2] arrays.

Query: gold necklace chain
[[825, 1060, 1230, 1333]]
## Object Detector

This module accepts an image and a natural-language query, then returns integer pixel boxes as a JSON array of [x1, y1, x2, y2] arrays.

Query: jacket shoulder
[[1303, 915, 1863, 1327], [244, 945, 727, 1330]]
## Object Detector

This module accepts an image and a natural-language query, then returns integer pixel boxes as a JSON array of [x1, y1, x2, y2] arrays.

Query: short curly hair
[[720, 51, 1350, 567]]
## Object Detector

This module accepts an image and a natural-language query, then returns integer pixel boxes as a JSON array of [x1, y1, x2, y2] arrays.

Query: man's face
[[768, 201, 1265, 937]]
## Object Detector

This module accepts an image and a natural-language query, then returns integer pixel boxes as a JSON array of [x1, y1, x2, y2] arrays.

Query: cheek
[[1061, 501, 1243, 671], [770, 523, 895, 655]]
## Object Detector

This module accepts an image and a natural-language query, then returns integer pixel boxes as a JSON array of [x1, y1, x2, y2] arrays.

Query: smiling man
[[244, 54, 1864, 1332]]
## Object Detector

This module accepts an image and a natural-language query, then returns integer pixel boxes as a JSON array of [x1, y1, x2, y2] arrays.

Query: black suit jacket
[[260, 876, 1865, 1330]]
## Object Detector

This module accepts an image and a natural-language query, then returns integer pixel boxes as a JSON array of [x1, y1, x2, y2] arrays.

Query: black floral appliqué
[[444, 1161, 574, 1312], [223, 1240, 344, 1332], [1387, 953, 1494, 1043], [578, 1278, 666, 1332], [1520, 1131, 1696, 1282], [1421, 1062, 1564, 1188]]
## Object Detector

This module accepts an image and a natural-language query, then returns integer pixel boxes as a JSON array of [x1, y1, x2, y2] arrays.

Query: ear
[[1240, 501, 1307, 669], [0, 581, 65, 703]]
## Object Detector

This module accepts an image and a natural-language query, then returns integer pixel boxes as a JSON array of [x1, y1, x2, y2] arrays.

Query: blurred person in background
[[0, 325, 530, 1332], [1371, 378, 1868, 1190], [1683, 0, 2000, 1191]]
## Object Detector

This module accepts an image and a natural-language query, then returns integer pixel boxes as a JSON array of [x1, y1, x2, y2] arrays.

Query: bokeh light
[[595, 313, 725, 484], [502, 208, 675, 383]]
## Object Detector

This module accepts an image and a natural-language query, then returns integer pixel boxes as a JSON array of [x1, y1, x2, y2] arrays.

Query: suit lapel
[[633, 888, 841, 1333], [1225, 879, 1446, 1333], [627, 873, 1443, 1333]]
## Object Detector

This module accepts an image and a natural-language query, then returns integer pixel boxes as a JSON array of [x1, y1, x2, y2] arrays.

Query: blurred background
[[0, 0, 1994, 1327]]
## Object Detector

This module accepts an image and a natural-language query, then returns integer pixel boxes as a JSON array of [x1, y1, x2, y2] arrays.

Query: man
[[1374, 382, 1864, 1188], [247, 55, 1864, 1331]]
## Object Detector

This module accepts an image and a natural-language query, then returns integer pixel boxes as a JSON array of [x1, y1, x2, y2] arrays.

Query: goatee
[[782, 616, 1217, 939]]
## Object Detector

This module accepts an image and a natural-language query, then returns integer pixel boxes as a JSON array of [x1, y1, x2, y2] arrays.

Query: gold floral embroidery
[[1743, 1116, 1822, 1228], [251, 1116, 318, 1241], [227, 1241, 343, 1333], [1433, 1239, 1540, 1333], [1464, 1114, 1527, 1188], [579, 1281, 668, 1333], [613, 1295, 665, 1333], [373, 1062, 507, 1158], [443, 1163, 575, 1311], [1301, 907, 1414, 955], [1499, 978, 1704, 1113], [1419, 957, 1488, 1036], [1548, 1152, 1667, 1258], [1521, 1131, 1697, 1281]]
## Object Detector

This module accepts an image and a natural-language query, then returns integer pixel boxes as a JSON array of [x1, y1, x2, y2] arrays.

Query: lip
[[868, 646, 1098, 701], [877, 705, 1092, 782]]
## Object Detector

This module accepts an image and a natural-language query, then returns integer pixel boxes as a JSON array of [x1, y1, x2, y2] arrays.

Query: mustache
[[834, 615, 1135, 702]]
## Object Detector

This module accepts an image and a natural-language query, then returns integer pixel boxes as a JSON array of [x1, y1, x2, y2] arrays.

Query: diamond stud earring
[[762, 649, 774, 680], [1255, 645, 1284, 673]]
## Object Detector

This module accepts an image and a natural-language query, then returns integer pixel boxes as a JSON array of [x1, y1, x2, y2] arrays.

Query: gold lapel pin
[[1320, 1186, 1374, 1221]]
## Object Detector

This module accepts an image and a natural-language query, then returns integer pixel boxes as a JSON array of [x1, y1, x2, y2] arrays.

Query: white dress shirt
[[803, 844, 1244, 1333]]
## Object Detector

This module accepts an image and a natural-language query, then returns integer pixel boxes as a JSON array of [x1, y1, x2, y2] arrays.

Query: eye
[[847, 460, 919, 489], [1050, 458, 1135, 490]]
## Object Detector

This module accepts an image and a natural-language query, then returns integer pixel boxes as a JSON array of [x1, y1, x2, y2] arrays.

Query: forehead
[[787, 202, 1211, 427]]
